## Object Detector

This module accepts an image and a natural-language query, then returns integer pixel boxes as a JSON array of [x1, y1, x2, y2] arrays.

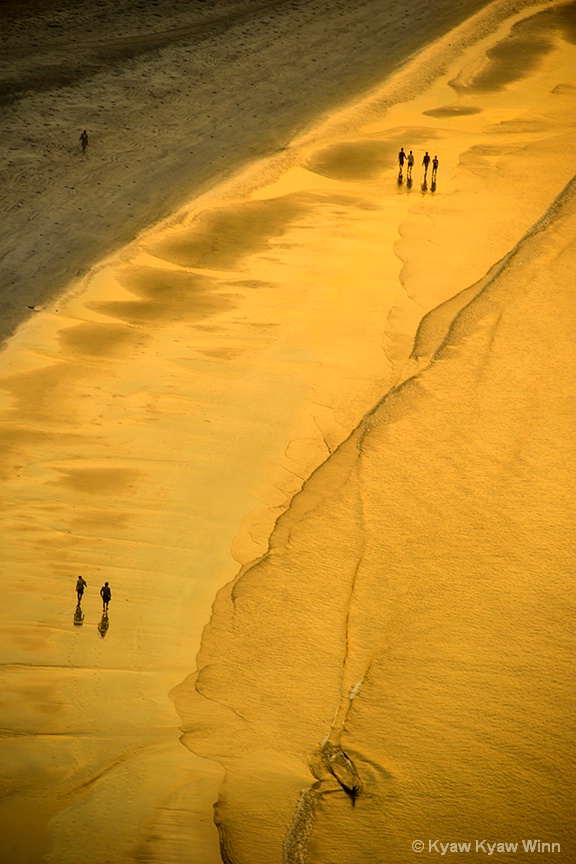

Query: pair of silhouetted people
[[422, 152, 439, 180], [399, 147, 415, 185], [75, 576, 111, 609], [73, 578, 111, 636]]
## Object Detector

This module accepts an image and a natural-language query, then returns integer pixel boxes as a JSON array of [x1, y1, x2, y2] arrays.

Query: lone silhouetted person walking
[[407, 150, 414, 178], [76, 576, 87, 602], [100, 581, 111, 611], [422, 151, 431, 178], [80, 129, 88, 153], [432, 155, 439, 181]]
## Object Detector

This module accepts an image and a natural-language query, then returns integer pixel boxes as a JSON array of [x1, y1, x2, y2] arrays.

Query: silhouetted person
[[407, 150, 414, 178], [422, 151, 431, 178], [80, 129, 88, 153], [76, 575, 87, 602], [100, 581, 111, 611], [398, 147, 406, 172], [432, 155, 439, 181]]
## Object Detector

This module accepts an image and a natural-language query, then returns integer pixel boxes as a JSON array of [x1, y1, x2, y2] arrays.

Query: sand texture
[[1, 0, 575, 862], [173, 1, 576, 861]]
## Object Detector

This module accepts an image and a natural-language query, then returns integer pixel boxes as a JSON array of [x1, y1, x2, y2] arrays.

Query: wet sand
[[1, 0, 575, 863]]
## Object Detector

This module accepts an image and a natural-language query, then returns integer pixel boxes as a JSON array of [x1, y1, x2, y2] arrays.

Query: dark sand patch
[[307, 128, 441, 181], [306, 140, 396, 181], [424, 104, 482, 117], [452, 1, 576, 93], [48, 465, 141, 496], [92, 275, 235, 326], [0, 364, 90, 425], [69, 507, 134, 531], [147, 199, 305, 270], [58, 322, 145, 357]]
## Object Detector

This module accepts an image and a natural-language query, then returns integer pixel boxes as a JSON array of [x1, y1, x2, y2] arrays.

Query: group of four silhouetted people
[[398, 147, 438, 182]]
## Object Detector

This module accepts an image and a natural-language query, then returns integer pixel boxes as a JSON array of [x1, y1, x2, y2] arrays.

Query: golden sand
[[1, 0, 575, 862], [174, 2, 576, 861]]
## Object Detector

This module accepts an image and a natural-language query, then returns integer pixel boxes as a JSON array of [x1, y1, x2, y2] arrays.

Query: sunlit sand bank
[[1, 0, 575, 863], [173, 2, 576, 862]]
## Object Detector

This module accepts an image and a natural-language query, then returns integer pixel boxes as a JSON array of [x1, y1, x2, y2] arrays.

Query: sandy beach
[[0, 0, 494, 344], [1, 0, 575, 862]]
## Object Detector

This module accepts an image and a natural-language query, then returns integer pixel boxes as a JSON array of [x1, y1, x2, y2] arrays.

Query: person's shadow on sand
[[98, 612, 110, 638], [73, 603, 85, 626]]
